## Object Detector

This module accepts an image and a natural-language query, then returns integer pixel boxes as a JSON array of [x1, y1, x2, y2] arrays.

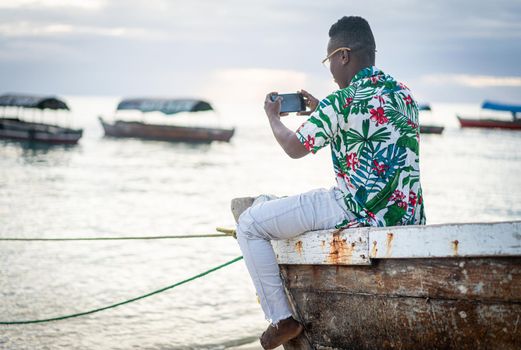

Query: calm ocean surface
[[1, 97, 521, 349]]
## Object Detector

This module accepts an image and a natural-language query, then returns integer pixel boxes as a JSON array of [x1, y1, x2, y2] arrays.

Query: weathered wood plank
[[284, 290, 521, 350], [282, 257, 521, 302], [280, 257, 521, 350], [270, 221, 521, 265], [280, 272, 314, 350], [369, 221, 521, 259], [231, 196, 255, 223], [272, 228, 371, 265]]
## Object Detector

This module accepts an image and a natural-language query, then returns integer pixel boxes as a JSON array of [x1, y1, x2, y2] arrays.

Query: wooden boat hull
[[99, 117, 234, 143], [0, 118, 82, 144], [269, 222, 521, 350], [457, 116, 521, 130], [281, 257, 521, 350], [419, 124, 444, 134], [230, 199, 521, 350]]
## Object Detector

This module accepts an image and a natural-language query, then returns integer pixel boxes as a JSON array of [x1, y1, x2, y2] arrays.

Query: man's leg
[[236, 188, 351, 348]]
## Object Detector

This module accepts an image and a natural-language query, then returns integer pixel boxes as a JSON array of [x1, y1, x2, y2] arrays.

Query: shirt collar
[[350, 66, 383, 84]]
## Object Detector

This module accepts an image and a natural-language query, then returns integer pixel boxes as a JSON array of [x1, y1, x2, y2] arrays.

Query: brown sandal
[[260, 316, 304, 349]]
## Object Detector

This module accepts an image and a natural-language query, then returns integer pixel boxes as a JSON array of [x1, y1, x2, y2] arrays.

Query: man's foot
[[260, 316, 304, 349]]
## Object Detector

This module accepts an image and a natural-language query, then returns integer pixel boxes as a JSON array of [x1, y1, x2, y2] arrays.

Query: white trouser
[[236, 188, 354, 324]]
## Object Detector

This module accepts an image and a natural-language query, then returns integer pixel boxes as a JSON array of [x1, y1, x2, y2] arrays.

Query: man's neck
[[343, 62, 374, 88]]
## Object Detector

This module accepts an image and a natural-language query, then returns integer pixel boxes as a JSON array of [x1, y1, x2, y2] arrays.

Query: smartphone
[[270, 93, 306, 113]]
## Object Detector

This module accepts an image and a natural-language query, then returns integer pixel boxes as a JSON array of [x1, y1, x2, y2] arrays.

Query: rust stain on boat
[[371, 240, 378, 257], [321, 240, 326, 251], [452, 240, 459, 256], [327, 231, 353, 264], [295, 241, 303, 256], [386, 232, 394, 257]]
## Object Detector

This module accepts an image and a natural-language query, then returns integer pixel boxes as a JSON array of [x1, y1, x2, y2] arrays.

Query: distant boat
[[417, 103, 431, 111], [418, 103, 444, 134], [98, 98, 235, 143], [458, 101, 521, 130], [0, 94, 82, 144], [419, 124, 444, 134]]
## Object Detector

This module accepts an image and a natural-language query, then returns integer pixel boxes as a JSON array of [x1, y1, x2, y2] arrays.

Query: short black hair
[[329, 16, 376, 63]]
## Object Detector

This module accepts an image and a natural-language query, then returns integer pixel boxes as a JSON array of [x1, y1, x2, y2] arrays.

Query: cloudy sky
[[0, 0, 520, 103]]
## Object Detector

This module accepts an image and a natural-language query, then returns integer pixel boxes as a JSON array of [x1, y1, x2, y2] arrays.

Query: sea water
[[1, 97, 520, 349]]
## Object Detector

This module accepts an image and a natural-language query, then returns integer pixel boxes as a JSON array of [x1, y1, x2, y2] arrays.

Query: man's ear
[[341, 51, 350, 65]]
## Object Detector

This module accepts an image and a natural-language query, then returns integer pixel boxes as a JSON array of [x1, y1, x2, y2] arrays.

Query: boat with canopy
[[418, 103, 444, 134], [98, 98, 235, 143], [457, 101, 521, 130], [0, 93, 83, 144]]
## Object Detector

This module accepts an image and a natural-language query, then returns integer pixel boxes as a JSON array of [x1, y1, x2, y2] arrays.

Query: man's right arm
[[264, 93, 309, 159], [267, 115, 309, 159]]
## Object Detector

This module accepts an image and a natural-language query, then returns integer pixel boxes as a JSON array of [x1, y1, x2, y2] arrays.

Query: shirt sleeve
[[296, 96, 339, 154]]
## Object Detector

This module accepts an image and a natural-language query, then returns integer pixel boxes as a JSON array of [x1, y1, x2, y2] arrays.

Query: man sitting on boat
[[236, 16, 426, 349]]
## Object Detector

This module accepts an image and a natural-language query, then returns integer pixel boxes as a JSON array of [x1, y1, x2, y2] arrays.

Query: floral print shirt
[[297, 66, 426, 227]]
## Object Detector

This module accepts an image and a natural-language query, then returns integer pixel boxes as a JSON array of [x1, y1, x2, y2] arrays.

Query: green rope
[[0, 256, 243, 325], [0, 228, 237, 241], [0, 233, 233, 241]]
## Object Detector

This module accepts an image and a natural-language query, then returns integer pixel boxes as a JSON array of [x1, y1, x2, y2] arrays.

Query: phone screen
[[270, 93, 306, 113]]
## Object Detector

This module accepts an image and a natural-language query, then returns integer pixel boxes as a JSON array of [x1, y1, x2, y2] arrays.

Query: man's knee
[[237, 207, 254, 239], [237, 206, 264, 240]]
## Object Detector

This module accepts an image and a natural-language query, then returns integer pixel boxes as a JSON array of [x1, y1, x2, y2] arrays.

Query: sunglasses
[[321, 47, 377, 68], [321, 47, 351, 68]]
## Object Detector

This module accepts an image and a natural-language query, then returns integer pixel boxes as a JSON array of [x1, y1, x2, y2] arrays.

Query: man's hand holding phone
[[264, 92, 288, 119], [264, 90, 319, 118], [297, 89, 319, 116]]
